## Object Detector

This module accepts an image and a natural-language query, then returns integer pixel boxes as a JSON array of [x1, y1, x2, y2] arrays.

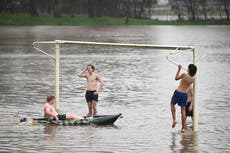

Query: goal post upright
[[33, 40, 198, 131], [55, 40, 60, 113], [193, 48, 199, 132]]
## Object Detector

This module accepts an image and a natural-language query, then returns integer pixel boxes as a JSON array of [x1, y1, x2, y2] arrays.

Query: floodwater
[[0, 26, 230, 153]]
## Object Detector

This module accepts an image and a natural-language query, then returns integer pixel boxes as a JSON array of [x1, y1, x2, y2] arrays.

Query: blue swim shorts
[[172, 90, 187, 107]]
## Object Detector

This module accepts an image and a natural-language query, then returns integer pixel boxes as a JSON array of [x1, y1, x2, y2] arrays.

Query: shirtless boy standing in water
[[170, 64, 197, 133], [79, 64, 104, 116]]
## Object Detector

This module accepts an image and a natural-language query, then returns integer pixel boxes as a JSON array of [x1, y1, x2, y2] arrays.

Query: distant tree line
[[170, 0, 229, 21], [0, 0, 229, 20], [0, 0, 156, 19]]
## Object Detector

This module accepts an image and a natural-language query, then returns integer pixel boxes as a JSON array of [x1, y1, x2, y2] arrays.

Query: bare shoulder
[[95, 73, 101, 78], [186, 74, 196, 83], [96, 73, 104, 82], [180, 73, 186, 78], [44, 103, 50, 109], [187, 73, 196, 80]]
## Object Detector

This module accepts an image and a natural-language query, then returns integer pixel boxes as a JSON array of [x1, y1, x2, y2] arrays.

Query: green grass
[[0, 13, 229, 25]]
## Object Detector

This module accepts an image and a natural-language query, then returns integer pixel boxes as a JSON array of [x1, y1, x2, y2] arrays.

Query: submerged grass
[[0, 13, 229, 25]]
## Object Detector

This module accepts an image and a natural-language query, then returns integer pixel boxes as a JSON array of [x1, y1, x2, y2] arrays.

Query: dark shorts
[[186, 101, 193, 117], [171, 90, 187, 107], [57, 114, 66, 120], [85, 90, 98, 102]]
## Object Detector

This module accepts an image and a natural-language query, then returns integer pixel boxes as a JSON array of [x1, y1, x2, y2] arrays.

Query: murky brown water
[[0, 26, 230, 152]]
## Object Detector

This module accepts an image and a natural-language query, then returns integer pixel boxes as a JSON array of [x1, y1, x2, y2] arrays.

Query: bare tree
[[8, 0, 16, 14], [53, 0, 62, 18], [88, 0, 94, 18], [223, 0, 229, 20], [188, 0, 196, 20], [125, 0, 131, 24], [147, 0, 154, 19], [47, 0, 53, 14], [138, 0, 146, 18], [217, 0, 223, 20], [170, 0, 185, 21], [200, 0, 207, 21], [30, 0, 38, 16], [133, 0, 138, 18]]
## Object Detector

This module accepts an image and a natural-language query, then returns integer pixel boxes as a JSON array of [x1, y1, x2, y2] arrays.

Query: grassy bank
[[0, 13, 230, 25]]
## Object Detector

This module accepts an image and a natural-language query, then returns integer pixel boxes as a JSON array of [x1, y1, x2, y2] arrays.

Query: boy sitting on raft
[[170, 64, 197, 133], [44, 96, 83, 121]]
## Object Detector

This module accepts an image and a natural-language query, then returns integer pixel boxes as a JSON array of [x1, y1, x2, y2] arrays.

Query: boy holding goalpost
[[170, 64, 197, 133]]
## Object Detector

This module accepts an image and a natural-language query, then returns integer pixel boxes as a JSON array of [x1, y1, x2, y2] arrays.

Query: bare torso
[[44, 103, 58, 119], [86, 73, 98, 91], [79, 66, 104, 93], [177, 73, 195, 93]]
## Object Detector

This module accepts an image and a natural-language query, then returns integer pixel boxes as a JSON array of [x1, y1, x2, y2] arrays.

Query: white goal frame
[[33, 40, 199, 131]]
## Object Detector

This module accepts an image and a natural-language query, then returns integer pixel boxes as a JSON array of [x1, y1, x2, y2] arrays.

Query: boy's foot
[[172, 121, 177, 128], [86, 113, 92, 117], [181, 128, 185, 133]]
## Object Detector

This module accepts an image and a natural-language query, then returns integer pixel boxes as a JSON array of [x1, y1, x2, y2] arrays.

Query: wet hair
[[88, 64, 95, 72], [188, 64, 197, 76], [47, 96, 55, 102]]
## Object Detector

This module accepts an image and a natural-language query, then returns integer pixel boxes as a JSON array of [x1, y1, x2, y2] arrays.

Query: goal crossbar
[[32, 40, 198, 132], [33, 40, 195, 50]]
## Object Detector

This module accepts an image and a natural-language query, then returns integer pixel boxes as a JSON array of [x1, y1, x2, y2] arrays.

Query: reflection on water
[[44, 126, 58, 139], [0, 26, 230, 152], [170, 131, 198, 153]]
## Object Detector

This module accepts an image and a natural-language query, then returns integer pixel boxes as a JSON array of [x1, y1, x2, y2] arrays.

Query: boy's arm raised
[[79, 67, 87, 78], [175, 64, 184, 80]]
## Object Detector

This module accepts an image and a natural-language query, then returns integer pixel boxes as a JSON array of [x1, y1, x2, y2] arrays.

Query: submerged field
[[0, 26, 230, 152]]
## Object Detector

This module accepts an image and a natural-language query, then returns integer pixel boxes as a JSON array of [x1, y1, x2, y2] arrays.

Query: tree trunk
[[217, 0, 223, 20], [201, 0, 207, 21], [54, 0, 62, 18], [30, 0, 38, 16], [148, 0, 152, 19], [172, 0, 183, 21], [0, 0, 4, 13], [47, 0, 53, 14], [188, 0, 196, 20], [133, 0, 138, 18], [138, 0, 146, 18], [95, 0, 103, 17], [223, 0, 230, 20], [178, 0, 182, 21], [125, 0, 131, 24], [8, 0, 15, 14], [88, 0, 95, 18]]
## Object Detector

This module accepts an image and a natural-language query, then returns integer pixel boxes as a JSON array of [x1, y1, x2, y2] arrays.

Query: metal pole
[[55, 40, 195, 51], [55, 41, 60, 113], [33, 40, 195, 51], [193, 48, 198, 131]]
